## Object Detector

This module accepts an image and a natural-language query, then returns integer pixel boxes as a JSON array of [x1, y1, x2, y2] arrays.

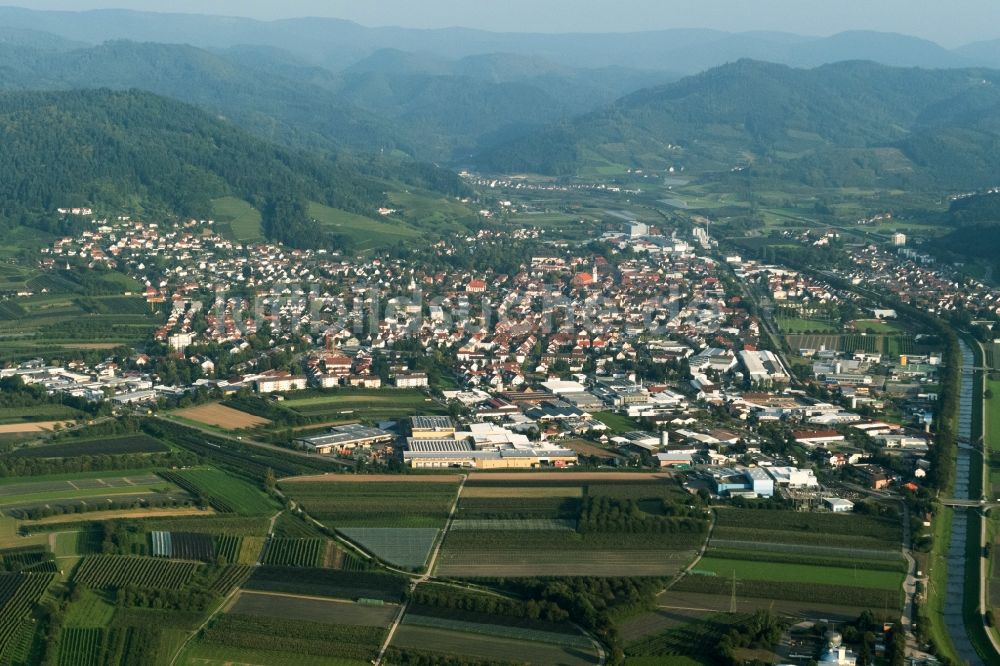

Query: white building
[[738, 350, 790, 383]]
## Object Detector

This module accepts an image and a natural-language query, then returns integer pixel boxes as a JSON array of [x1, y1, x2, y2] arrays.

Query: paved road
[[941, 339, 985, 666]]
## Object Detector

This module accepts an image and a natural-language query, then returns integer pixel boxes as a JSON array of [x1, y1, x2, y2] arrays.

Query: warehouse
[[403, 430, 577, 469], [409, 415, 456, 439], [294, 423, 395, 455]]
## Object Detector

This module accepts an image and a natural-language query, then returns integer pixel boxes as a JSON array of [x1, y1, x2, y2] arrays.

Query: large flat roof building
[[410, 416, 456, 439], [294, 423, 395, 455], [403, 424, 577, 470]]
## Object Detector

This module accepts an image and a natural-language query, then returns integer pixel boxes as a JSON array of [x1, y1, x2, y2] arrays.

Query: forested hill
[[478, 59, 1000, 190], [0, 89, 464, 248]]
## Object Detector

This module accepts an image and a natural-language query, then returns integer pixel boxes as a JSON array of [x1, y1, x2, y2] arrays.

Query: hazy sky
[[10, 0, 999, 47]]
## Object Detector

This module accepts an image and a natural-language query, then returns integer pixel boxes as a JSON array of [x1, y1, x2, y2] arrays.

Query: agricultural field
[[73, 556, 199, 589], [776, 316, 838, 333], [261, 537, 325, 567], [281, 478, 461, 528], [281, 388, 445, 421], [229, 590, 398, 626], [665, 507, 905, 614], [0, 404, 84, 425], [390, 622, 600, 666], [172, 402, 270, 430], [243, 567, 408, 603], [561, 439, 622, 460], [592, 411, 643, 434], [0, 421, 73, 434], [0, 572, 56, 656], [436, 478, 706, 577], [338, 528, 439, 569], [11, 433, 168, 458], [158, 467, 276, 515], [0, 471, 190, 518], [309, 201, 420, 253], [210, 196, 264, 242]]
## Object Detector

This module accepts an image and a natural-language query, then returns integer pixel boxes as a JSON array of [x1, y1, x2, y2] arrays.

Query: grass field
[[160, 468, 276, 516], [211, 196, 264, 242], [0, 472, 187, 517], [592, 411, 643, 434], [173, 403, 270, 430], [694, 557, 903, 590], [0, 405, 84, 425], [309, 201, 419, 252], [776, 316, 838, 333]]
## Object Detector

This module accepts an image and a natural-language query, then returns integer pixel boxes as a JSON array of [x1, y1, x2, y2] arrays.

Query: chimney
[[661, 430, 669, 447]]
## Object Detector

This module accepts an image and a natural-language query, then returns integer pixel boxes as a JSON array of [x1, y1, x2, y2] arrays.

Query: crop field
[[438, 526, 703, 573], [390, 624, 601, 666], [281, 480, 460, 528], [0, 421, 71, 434], [73, 556, 198, 589], [694, 557, 902, 590], [229, 591, 398, 627], [12, 433, 168, 458], [211, 196, 264, 242], [310, 200, 420, 252], [0, 472, 189, 517], [159, 468, 275, 515], [139, 514, 271, 537], [785, 333, 845, 352], [338, 528, 439, 569], [150, 531, 215, 561], [0, 404, 84, 425], [261, 538, 325, 567], [191, 612, 387, 664], [0, 572, 54, 655], [666, 507, 905, 614], [244, 567, 408, 603], [58, 627, 102, 666], [560, 439, 621, 460], [281, 388, 444, 420], [173, 402, 270, 430], [460, 485, 584, 498]]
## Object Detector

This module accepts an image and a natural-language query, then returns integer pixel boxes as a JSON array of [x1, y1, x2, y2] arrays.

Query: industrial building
[[708, 466, 774, 498], [402, 423, 577, 469], [409, 416, 456, 439], [294, 423, 395, 455], [738, 350, 790, 383]]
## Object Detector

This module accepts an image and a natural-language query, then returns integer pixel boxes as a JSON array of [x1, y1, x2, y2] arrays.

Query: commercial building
[[403, 423, 577, 469], [294, 423, 395, 455], [409, 416, 456, 439], [765, 466, 819, 489], [738, 350, 790, 384]]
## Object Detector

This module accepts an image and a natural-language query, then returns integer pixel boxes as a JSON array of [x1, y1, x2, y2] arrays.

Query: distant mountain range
[[478, 60, 1000, 189], [0, 6, 998, 73]]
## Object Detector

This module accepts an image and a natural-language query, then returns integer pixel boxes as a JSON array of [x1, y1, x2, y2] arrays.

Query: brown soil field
[[174, 403, 270, 429], [282, 474, 463, 483], [21, 506, 215, 526], [560, 439, 620, 459], [468, 472, 673, 482], [0, 421, 69, 434]]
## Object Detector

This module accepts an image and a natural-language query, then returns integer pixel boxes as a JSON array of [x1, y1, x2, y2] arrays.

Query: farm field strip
[[459, 486, 583, 498], [402, 613, 594, 648], [466, 472, 674, 482], [693, 556, 904, 590], [450, 518, 577, 531], [0, 421, 72, 433], [389, 624, 600, 666], [282, 474, 462, 484], [229, 591, 398, 626], [73, 556, 198, 589], [13, 434, 168, 458], [173, 403, 270, 430], [435, 549, 696, 577], [338, 528, 439, 569]]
